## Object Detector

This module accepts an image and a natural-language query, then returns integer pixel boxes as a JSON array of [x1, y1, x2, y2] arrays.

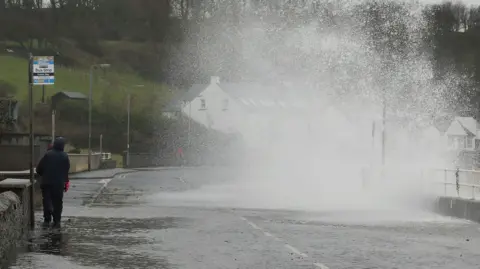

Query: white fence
[[426, 168, 480, 200]]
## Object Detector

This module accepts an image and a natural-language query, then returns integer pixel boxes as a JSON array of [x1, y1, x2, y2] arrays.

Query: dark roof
[[51, 91, 87, 109], [52, 91, 87, 100], [163, 84, 208, 112]]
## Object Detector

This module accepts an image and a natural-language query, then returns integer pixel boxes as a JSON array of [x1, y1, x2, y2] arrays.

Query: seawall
[[435, 196, 480, 222]]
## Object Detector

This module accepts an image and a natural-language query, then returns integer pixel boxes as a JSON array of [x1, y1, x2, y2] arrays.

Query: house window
[[466, 137, 473, 149], [200, 99, 206, 110], [223, 99, 229, 111], [457, 137, 466, 149]]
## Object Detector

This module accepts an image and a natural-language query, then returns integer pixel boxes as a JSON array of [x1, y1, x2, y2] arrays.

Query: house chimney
[[210, 76, 220, 84]]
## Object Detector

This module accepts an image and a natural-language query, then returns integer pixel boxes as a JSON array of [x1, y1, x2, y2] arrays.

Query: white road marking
[[175, 176, 187, 184], [314, 262, 330, 269], [240, 216, 330, 269], [246, 221, 261, 230], [86, 178, 113, 206], [263, 231, 273, 237], [284, 244, 308, 258]]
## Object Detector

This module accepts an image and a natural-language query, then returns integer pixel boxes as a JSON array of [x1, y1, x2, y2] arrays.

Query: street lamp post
[[88, 64, 110, 171], [382, 90, 386, 167], [126, 85, 144, 168], [126, 93, 130, 167]]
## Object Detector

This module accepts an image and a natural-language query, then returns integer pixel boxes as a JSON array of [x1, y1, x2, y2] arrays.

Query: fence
[[427, 168, 480, 200]]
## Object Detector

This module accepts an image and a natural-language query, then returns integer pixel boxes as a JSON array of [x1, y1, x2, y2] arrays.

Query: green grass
[[0, 54, 170, 113], [111, 154, 124, 167]]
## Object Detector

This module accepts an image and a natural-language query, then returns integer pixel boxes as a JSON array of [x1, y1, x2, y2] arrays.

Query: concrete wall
[[0, 145, 41, 171], [0, 191, 23, 266], [69, 153, 102, 173], [435, 196, 480, 222], [0, 148, 101, 173]]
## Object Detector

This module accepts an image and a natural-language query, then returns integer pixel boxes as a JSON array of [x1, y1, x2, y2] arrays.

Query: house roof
[[51, 91, 87, 109], [446, 118, 477, 136], [455, 117, 477, 135], [54, 91, 88, 100], [163, 80, 309, 113], [219, 82, 307, 112]]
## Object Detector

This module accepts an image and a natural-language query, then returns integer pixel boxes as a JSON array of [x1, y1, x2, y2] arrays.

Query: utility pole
[[28, 53, 35, 229], [126, 93, 131, 168], [51, 109, 55, 143], [88, 64, 110, 171], [99, 134, 103, 157], [188, 101, 192, 147], [88, 66, 93, 171], [42, 85, 45, 103], [125, 85, 143, 168], [382, 91, 386, 168]]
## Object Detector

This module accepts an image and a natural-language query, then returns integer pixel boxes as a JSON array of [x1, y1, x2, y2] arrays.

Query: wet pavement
[[6, 167, 480, 269], [69, 168, 134, 180]]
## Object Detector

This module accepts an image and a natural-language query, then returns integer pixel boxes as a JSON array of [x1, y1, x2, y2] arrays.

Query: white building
[[162, 76, 310, 149], [445, 116, 480, 151]]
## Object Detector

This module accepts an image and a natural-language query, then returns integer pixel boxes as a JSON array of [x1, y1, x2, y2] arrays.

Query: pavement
[[69, 168, 135, 180], [5, 167, 480, 269]]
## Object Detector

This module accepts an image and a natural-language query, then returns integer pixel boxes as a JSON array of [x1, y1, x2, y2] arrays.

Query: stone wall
[[435, 196, 480, 222], [0, 191, 22, 266]]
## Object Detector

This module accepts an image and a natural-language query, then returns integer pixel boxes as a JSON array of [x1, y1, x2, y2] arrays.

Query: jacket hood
[[53, 137, 65, 151]]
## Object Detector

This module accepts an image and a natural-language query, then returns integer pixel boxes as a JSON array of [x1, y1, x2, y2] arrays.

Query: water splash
[[159, 0, 467, 216]]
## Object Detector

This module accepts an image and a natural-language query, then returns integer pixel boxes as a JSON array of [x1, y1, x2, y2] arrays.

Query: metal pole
[[51, 109, 55, 143], [42, 85, 45, 103], [381, 92, 386, 168], [99, 134, 103, 156], [28, 53, 35, 230], [126, 93, 131, 168], [188, 101, 191, 147], [88, 66, 93, 171], [444, 169, 447, 196]]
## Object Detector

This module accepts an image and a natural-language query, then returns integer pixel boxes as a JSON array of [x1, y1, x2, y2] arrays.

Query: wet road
[[7, 167, 480, 269]]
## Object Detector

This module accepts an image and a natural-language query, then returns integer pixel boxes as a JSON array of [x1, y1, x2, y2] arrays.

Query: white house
[[445, 116, 480, 151], [162, 76, 311, 149]]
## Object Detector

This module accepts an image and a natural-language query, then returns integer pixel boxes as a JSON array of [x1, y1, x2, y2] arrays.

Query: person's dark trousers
[[41, 184, 64, 225], [41, 185, 53, 223]]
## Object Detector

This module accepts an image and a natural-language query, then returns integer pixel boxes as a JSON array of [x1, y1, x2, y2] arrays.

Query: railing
[[428, 168, 480, 200]]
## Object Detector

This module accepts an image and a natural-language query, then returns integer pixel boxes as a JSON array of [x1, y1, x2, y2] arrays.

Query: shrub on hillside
[[0, 80, 17, 97]]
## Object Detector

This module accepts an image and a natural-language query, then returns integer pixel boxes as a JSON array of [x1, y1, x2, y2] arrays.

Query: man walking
[[36, 137, 70, 229]]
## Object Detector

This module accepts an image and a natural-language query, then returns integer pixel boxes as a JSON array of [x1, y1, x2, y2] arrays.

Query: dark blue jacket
[[36, 138, 70, 186]]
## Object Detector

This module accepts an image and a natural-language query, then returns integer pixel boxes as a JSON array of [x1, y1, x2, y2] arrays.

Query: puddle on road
[[8, 216, 189, 269], [92, 186, 147, 207]]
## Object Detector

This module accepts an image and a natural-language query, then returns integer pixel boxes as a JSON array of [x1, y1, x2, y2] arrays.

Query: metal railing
[[429, 168, 480, 200]]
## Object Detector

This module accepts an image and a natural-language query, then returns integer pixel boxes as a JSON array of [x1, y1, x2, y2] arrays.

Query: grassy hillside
[[0, 54, 169, 113]]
